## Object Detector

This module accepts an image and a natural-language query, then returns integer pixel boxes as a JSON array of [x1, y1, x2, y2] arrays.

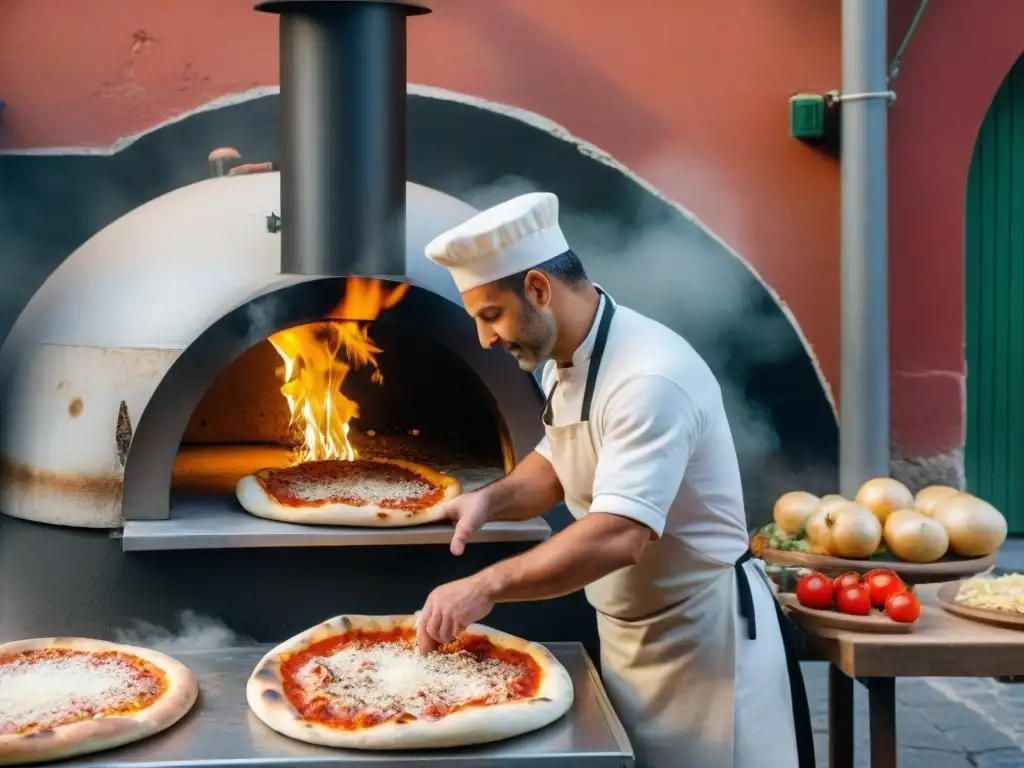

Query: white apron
[[542, 292, 814, 768]]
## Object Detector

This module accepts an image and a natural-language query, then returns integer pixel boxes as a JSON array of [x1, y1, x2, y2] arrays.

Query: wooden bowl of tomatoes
[[780, 568, 922, 634]]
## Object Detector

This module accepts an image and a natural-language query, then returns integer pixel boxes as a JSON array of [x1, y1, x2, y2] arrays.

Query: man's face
[[462, 273, 557, 372]]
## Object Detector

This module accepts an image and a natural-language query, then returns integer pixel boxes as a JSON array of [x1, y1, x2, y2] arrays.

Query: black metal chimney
[[255, 0, 430, 277]]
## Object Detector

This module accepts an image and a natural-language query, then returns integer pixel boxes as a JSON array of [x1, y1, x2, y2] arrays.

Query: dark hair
[[497, 249, 589, 295]]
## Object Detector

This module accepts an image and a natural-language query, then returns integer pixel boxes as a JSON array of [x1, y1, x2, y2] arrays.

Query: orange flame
[[268, 278, 409, 464]]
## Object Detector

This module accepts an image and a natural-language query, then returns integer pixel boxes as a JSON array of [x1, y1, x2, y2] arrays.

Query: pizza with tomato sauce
[[0, 637, 198, 765], [235, 458, 462, 527], [246, 615, 574, 750]]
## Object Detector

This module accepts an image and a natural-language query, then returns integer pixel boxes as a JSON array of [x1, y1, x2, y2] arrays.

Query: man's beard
[[508, 300, 557, 372]]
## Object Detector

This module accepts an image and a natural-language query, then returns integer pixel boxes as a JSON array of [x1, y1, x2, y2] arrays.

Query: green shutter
[[965, 54, 1024, 534]]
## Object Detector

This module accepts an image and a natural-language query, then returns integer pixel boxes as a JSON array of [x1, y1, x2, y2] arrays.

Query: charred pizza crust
[[246, 614, 574, 750], [235, 458, 462, 527], [0, 637, 198, 766]]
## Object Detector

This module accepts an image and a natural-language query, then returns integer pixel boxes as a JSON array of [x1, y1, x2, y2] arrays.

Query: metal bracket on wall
[[266, 212, 282, 234], [789, 93, 841, 157], [789, 88, 895, 158], [826, 90, 897, 107]]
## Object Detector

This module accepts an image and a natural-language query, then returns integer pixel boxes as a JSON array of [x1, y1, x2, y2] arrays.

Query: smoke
[[112, 610, 256, 654], [452, 160, 802, 473]]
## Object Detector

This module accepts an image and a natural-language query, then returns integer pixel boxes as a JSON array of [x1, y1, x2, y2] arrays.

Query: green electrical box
[[789, 93, 827, 140]]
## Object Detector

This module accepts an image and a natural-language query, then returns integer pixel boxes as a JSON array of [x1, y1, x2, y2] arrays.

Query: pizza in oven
[[0, 637, 198, 765], [235, 458, 461, 527], [246, 615, 574, 750]]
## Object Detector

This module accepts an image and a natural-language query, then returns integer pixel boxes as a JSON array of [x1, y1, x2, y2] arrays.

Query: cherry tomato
[[864, 570, 905, 610], [863, 568, 897, 581], [836, 585, 872, 616], [833, 572, 862, 595], [796, 572, 834, 610], [885, 591, 921, 623]]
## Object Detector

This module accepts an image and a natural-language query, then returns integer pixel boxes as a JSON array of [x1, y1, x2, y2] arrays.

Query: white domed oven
[[0, 176, 542, 533]]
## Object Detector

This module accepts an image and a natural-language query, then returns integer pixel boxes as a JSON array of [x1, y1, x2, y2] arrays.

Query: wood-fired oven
[[0, 0, 597, 661]]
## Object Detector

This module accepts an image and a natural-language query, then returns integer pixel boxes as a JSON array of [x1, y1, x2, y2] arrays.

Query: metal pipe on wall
[[256, 0, 429, 278], [839, 0, 890, 496]]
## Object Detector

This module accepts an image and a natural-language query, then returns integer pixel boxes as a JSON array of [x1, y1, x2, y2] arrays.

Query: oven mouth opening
[[118, 276, 545, 539], [170, 318, 507, 514]]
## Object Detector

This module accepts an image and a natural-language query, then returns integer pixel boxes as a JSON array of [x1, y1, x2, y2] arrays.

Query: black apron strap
[[580, 292, 616, 422], [541, 289, 616, 426], [733, 550, 757, 640], [541, 382, 558, 427], [775, 594, 817, 768], [734, 551, 816, 768]]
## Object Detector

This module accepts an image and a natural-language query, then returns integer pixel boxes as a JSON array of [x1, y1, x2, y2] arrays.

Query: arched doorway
[[965, 52, 1024, 534]]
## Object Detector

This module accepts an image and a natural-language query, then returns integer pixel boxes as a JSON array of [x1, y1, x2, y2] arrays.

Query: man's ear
[[523, 269, 553, 308]]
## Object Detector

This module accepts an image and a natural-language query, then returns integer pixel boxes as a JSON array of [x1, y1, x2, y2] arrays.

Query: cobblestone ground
[[803, 662, 1024, 767]]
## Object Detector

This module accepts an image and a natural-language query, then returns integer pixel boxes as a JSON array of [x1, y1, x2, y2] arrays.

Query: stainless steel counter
[[58, 643, 632, 767], [121, 500, 552, 551]]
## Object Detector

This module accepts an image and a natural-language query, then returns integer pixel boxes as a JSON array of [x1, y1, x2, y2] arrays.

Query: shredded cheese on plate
[[955, 574, 1024, 614]]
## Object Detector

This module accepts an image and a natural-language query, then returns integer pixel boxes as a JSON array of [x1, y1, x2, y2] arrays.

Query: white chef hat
[[425, 192, 569, 292]]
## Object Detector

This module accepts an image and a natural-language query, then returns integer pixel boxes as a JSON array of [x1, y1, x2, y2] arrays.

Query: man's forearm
[[477, 513, 648, 603], [480, 452, 563, 522]]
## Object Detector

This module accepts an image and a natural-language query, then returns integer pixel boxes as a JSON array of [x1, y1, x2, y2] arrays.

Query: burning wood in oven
[[268, 278, 409, 466]]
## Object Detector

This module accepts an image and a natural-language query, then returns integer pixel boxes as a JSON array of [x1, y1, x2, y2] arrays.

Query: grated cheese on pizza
[[260, 460, 444, 509], [281, 476, 432, 506], [291, 642, 524, 720], [0, 651, 163, 735]]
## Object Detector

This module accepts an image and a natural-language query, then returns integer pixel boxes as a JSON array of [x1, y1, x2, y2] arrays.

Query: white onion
[[815, 494, 849, 516], [773, 491, 820, 534], [931, 493, 1008, 557], [806, 502, 882, 559], [805, 495, 848, 552], [803, 509, 829, 553], [883, 508, 949, 563], [914, 485, 960, 517], [855, 478, 915, 524]]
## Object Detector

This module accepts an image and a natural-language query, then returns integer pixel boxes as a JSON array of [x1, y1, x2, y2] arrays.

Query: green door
[[965, 54, 1024, 534]]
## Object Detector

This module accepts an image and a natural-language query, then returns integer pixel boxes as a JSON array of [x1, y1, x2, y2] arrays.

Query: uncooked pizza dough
[[246, 614, 574, 749]]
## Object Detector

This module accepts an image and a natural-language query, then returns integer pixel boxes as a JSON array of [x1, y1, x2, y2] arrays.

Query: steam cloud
[[113, 610, 256, 654], [454, 168, 799, 468]]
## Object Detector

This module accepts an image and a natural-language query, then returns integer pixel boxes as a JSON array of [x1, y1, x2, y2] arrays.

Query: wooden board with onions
[[752, 479, 1006, 586]]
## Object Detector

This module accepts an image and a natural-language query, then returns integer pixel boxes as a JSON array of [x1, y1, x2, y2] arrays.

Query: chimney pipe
[[256, 0, 430, 277]]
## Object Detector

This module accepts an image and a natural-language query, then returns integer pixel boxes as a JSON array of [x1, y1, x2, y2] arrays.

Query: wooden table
[[797, 585, 1024, 768]]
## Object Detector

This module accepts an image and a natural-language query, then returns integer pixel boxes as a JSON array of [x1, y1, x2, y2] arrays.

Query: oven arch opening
[[121, 277, 544, 526]]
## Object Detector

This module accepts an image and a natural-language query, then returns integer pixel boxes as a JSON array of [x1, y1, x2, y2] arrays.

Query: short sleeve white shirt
[[534, 295, 749, 563]]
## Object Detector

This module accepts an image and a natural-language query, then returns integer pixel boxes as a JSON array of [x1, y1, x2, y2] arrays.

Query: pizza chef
[[417, 191, 814, 768]]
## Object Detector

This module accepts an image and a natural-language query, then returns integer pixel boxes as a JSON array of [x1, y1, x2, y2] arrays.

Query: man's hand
[[439, 492, 491, 556], [416, 575, 495, 654]]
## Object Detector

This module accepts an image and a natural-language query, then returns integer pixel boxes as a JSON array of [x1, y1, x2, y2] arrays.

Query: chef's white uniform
[[535, 290, 814, 768], [423, 191, 814, 768]]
